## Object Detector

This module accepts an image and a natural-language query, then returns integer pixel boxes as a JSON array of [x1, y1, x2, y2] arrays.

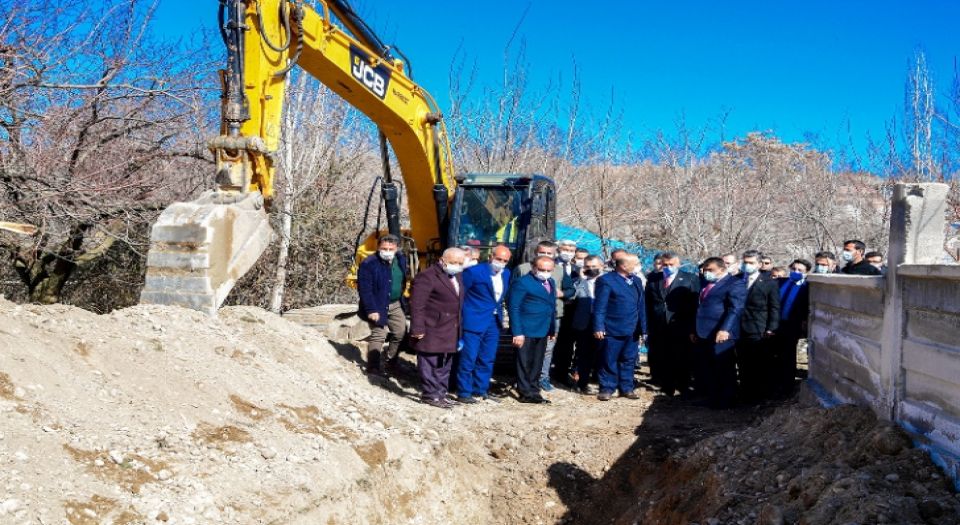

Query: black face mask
[[584, 268, 601, 278]]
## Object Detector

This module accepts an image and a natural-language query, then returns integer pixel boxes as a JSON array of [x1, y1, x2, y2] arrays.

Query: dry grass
[[64, 494, 141, 525]]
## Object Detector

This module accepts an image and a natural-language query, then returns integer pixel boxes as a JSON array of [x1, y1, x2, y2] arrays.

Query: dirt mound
[[627, 402, 960, 525], [0, 299, 492, 524]]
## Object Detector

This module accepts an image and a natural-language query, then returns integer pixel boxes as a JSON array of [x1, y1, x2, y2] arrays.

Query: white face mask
[[464, 259, 478, 268], [842, 250, 855, 262], [703, 271, 720, 283], [491, 261, 507, 273], [443, 263, 463, 275], [558, 251, 574, 262], [535, 270, 552, 281], [741, 263, 758, 275], [536, 252, 553, 259], [814, 264, 830, 274], [573, 258, 586, 267], [379, 250, 396, 261]]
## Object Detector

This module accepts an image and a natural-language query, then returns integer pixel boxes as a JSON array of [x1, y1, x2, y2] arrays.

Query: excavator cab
[[448, 174, 556, 265]]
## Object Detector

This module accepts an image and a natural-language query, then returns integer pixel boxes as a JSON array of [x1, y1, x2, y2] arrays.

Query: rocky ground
[[0, 298, 957, 524]]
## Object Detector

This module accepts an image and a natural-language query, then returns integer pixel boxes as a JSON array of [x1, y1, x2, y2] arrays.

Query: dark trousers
[[598, 335, 639, 394], [456, 324, 499, 397], [771, 333, 802, 395], [574, 330, 599, 389], [694, 341, 738, 409], [646, 335, 664, 385], [647, 331, 693, 395], [417, 352, 454, 400], [736, 337, 770, 401], [550, 312, 577, 381], [516, 337, 548, 398]]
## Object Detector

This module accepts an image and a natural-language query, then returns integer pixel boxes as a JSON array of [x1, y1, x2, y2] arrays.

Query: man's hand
[[512, 335, 525, 348], [411, 333, 425, 340], [556, 288, 564, 299], [716, 330, 731, 344], [594, 331, 605, 340], [368, 312, 380, 323]]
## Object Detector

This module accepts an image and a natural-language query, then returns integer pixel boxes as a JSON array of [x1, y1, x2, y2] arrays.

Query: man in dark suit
[[571, 256, 605, 394], [507, 255, 558, 404], [773, 258, 812, 397], [593, 254, 647, 401], [409, 248, 466, 409], [644, 251, 700, 397], [455, 244, 512, 404], [691, 256, 747, 409], [735, 250, 781, 402], [840, 239, 882, 276], [356, 234, 409, 375]]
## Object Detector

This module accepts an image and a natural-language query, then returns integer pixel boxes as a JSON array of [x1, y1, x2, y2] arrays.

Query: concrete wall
[[807, 275, 885, 412], [806, 183, 960, 485]]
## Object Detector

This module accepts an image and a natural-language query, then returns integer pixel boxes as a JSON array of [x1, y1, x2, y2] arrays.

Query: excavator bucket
[[139, 191, 273, 316]]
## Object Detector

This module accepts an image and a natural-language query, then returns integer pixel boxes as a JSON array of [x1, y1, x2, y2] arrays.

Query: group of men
[[356, 234, 884, 410]]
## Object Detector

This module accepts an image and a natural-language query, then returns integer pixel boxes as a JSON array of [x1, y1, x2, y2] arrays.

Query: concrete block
[[811, 304, 885, 344], [903, 368, 960, 421], [809, 283, 884, 317], [809, 343, 880, 398], [901, 277, 960, 314], [905, 308, 960, 348], [145, 251, 213, 270]]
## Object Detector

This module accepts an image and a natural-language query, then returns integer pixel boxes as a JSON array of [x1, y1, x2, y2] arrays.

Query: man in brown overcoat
[[409, 247, 466, 409]]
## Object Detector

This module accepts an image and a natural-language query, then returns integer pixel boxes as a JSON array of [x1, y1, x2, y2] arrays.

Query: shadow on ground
[[547, 392, 788, 525]]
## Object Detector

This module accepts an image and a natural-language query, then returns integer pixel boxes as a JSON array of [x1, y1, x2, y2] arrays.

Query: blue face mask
[[703, 271, 719, 283], [663, 265, 676, 277], [789, 270, 805, 282]]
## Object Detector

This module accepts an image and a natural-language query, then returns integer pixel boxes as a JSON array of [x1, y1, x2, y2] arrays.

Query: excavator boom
[[140, 0, 456, 315]]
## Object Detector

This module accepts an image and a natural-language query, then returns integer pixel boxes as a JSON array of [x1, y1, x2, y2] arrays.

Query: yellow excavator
[[140, 0, 556, 315]]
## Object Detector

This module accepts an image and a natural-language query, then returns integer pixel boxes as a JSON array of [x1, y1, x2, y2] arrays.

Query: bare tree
[[0, 0, 209, 304]]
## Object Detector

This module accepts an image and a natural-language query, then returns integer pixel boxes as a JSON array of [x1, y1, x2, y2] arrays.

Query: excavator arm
[[141, 0, 456, 314]]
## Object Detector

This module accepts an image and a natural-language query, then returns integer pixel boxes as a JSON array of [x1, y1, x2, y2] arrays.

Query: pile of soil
[[623, 402, 960, 525]]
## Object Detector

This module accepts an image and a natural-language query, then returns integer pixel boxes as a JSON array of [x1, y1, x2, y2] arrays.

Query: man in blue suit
[[692, 256, 747, 409], [507, 255, 558, 404], [455, 244, 513, 403], [592, 253, 648, 401]]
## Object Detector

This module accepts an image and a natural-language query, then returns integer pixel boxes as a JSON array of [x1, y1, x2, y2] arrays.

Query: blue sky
[[153, 0, 960, 166]]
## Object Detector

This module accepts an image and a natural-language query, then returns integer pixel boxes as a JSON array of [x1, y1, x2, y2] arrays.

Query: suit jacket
[[776, 277, 810, 339], [644, 270, 700, 339], [739, 273, 781, 340], [356, 253, 409, 327], [695, 274, 747, 352], [409, 264, 464, 354], [507, 273, 558, 338], [461, 262, 510, 333], [842, 260, 883, 276], [571, 277, 598, 332], [592, 272, 647, 338], [514, 261, 575, 317]]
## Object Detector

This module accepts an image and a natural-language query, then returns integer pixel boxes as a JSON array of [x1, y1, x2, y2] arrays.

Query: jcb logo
[[350, 45, 391, 100]]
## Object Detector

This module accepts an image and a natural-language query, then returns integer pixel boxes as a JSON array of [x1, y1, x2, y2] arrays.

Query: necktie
[[699, 283, 715, 302], [664, 275, 674, 289], [542, 279, 552, 295]]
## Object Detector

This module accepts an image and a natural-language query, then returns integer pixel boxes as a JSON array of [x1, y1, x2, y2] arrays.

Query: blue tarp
[[556, 222, 659, 268]]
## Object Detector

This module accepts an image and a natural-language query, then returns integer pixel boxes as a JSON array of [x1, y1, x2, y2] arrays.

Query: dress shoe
[[423, 398, 452, 409], [456, 396, 478, 404], [597, 391, 613, 401], [519, 395, 550, 404], [621, 390, 641, 400], [476, 394, 501, 403]]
